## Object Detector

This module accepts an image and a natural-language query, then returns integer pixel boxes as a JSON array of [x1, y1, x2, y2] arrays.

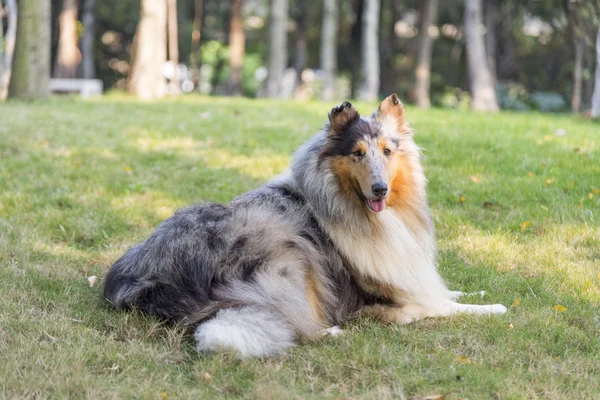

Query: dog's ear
[[377, 94, 408, 133], [328, 101, 359, 135]]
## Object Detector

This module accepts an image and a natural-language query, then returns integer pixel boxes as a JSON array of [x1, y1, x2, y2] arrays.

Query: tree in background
[[167, 0, 180, 93], [9, 0, 51, 100], [128, 0, 167, 99], [592, 28, 600, 118], [320, 0, 338, 101], [0, 0, 17, 100], [464, 0, 498, 112], [80, 0, 97, 79], [358, 0, 380, 101], [483, 0, 499, 84], [266, 0, 288, 98], [413, 0, 438, 108], [227, 0, 245, 95], [54, 0, 81, 78], [190, 0, 203, 87], [292, 0, 307, 90], [349, 0, 364, 98]]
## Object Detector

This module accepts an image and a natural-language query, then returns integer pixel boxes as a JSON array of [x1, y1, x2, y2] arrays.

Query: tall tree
[[266, 0, 288, 98], [167, 0, 180, 94], [413, 0, 438, 108], [127, 0, 167, 99], [0, 0, 18, 100], [564, 0, 583, 113], [54, 0, 80, 78], [190, 0, 203, 87], [80, 0, 96, 79], [350, 0, 364, 98], [483, 0, 499, 84], [9, 0, 51, 100], [321, 0, 338, 101], [293, 0, 307, 85], [592, 27, 600, 118], [227, 0, 245, 95], [464, 0, 498, 112], [358, 0, 380, 101]]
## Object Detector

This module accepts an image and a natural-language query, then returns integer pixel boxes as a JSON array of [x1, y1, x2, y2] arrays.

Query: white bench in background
[[49, 79, 103, 98]]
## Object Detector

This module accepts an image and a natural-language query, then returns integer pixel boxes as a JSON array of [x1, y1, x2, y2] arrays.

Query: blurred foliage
[[44, 0, 600, 109]]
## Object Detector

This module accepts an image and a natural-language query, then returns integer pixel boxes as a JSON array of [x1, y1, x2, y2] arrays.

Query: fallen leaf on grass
[[422, 395, 444, 400], [552, 305, 566, 312], [456, 355, 471, 364]]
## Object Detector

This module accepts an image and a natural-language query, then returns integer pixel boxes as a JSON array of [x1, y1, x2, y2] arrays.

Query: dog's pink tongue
[[368, 199, 385, 212]]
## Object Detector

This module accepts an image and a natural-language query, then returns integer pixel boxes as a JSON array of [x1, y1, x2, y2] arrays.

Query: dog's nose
[[372, 182, 388, 197]]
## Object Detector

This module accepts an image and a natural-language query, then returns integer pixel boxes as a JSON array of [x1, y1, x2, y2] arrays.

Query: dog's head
[[321, 94, 417, 214]]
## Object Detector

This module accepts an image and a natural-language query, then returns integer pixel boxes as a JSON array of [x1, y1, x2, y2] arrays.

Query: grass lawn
[[1, 95, 599, 399]]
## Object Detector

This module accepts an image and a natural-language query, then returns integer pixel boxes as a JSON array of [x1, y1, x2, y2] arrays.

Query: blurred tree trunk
[[564, 0, 582, 113], [592, 28, 600, 118], [293, 0, 307, 85], [9, 0, 51, 100], [483, 0, 498, 84], [321, 0, 338, 101], [54, 0, 80, 79], [167, 0, 179, 94], [413, 0, 437, 108], [350, 0, 364, 98], [0, 0, 18, 100], [190, 0, 203, 87], [571, 40, 584, 114], [227, 0, 245, 96], [266, 0, 288, 98], [358, 0, 380, 101], [464, 0, 498, 112], [127, 0, 167, 100], [80, 0, 96, 79]]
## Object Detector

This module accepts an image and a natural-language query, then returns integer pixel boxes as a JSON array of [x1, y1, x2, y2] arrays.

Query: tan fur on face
[[385, 153, 430, 234], [330, 148, 374, 201]]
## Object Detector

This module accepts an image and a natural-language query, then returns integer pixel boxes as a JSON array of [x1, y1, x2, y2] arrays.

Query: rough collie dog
[[104, 95, 507, 357]]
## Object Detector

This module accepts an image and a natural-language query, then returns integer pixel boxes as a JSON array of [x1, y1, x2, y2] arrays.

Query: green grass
[[1, 95, 599, 399]]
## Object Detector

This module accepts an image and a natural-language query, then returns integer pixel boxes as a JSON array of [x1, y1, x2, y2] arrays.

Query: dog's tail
[[194, 305, 295, 357], [103, 244, 143, 310], [103, 243, 223, 324]]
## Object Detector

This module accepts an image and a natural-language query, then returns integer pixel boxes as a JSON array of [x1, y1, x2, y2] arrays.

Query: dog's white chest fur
[[325, 209, 449, 304]]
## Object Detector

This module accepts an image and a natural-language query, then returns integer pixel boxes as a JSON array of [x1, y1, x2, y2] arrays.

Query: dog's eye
[[352, 150, 364, 157], [383, 148, 392, 156]]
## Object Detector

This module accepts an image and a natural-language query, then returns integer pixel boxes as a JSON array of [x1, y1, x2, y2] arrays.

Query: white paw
[[322, 326, 344, 337], [488, 304, 508, 314]]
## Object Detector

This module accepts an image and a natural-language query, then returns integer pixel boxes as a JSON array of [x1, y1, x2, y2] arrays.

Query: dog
[[103, 94, 507, 357]]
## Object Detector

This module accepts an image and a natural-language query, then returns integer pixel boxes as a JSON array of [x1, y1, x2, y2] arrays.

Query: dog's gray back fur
[[104, 144, 371, 355]]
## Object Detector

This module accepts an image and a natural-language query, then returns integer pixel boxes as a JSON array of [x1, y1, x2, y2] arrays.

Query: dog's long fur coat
[[104, 95, 506, 357]]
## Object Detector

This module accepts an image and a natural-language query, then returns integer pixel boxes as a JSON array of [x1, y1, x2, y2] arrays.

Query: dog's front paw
[[488, 304, 508, 314], [321, 326, 344, 337]]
